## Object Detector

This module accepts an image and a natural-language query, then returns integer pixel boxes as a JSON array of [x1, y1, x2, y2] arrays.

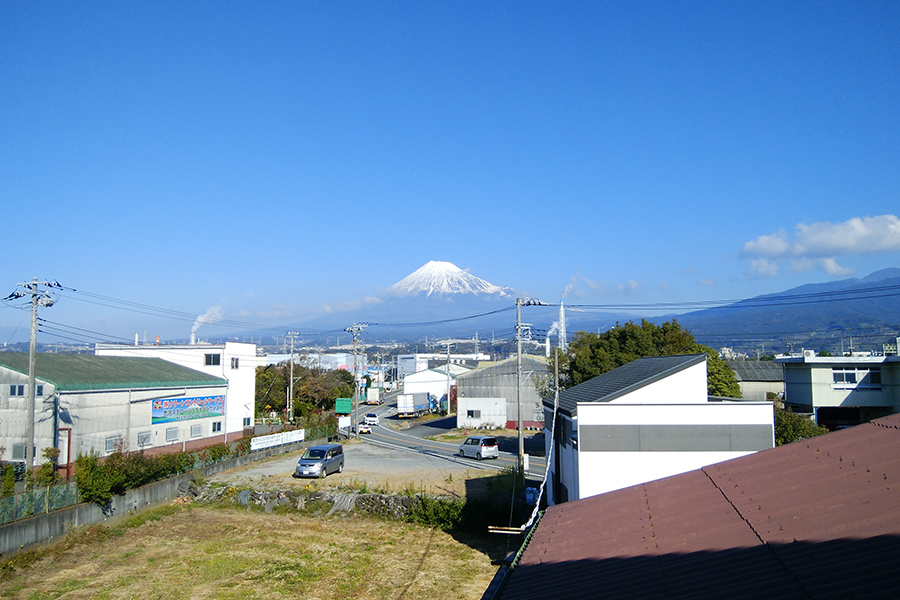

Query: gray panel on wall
[[579, 424, 773, 453]]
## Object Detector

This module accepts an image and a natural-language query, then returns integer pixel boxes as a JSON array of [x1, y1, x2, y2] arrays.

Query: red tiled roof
[[495, 413, 900, 599]]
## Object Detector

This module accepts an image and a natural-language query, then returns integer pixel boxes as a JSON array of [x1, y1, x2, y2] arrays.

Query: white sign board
[[338, 416, 351, 429], [250, 429, 306, 452]]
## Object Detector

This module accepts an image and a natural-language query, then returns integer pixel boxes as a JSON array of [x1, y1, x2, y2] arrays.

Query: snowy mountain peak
[[389, 261, 513, 297]]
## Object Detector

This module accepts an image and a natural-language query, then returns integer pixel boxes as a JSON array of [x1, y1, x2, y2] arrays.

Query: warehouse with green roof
[[0, 353, 228, 470]]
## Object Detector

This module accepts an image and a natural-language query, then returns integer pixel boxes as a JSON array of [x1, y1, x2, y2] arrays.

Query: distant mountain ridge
[[673, 267, 900, 354]]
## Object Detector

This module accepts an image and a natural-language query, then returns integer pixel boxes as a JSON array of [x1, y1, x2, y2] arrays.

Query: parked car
[[293, 444, 344, 478], [357, 423, 372, 434], [458, 436, 499, 460], [365, 413, 379, 426]]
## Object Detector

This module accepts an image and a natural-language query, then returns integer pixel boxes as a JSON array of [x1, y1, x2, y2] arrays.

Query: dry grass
[[0, 504, 500, 600]]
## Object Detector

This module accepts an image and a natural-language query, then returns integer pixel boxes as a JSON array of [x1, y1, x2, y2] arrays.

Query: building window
[[166, 427, 179, 443], [467, 409, 481, 419], [137, 431, 152, 448], [231, 357, 239, 369], [212, 421, 222, 433], [36, 385, 44, 397], [9, 384, 24, 397], [11, 444, 30, 461], [243, 417, 251, 427], [191, 424, 202, 438], [205, 353, 221, 366], [833, 367, 882, 389], [105, 436, 121, 453]]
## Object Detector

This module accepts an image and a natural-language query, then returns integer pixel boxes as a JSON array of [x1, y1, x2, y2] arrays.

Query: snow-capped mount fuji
[[388, 261, 515, 297]]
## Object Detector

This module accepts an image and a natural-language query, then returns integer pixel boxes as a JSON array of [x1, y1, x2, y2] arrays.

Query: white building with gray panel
[[545, 354, 774, 505]]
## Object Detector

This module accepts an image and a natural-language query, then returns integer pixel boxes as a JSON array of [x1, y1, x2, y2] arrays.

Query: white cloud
[[742, 214, 900, 277], [697, 278, 717, 286], [747, 258, 779, 278]]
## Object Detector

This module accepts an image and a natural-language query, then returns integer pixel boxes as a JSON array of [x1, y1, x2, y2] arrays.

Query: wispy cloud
[[742, 214, 900, 277], [560, 272, 640, 298]]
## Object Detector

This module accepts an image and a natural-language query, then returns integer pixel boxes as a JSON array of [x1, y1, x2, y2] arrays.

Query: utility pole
[[345, 323, 367, 439], [515, 298, 545, 476], [4, 279, 58, 478], [286, 331, 300, 422], [442, 341, 453, 415]]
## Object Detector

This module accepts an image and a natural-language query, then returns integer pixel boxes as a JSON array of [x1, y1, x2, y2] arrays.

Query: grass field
[[0, 503, 503, 600]]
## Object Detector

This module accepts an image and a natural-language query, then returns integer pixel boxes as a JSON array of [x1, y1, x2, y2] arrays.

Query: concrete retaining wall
[[0, 438, 323, 557]]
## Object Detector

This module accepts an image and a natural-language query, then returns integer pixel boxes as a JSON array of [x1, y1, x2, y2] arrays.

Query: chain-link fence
[[0, 482, 79, 525]]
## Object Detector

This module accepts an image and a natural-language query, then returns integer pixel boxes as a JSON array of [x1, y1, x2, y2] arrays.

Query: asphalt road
[[347, 395, 547, 478]]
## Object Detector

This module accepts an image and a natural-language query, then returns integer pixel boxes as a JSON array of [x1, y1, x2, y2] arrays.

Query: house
[[493, 413, 900, 600], [0, 353, 228, 469], [95, 342, 261, 438], [456, 355, 548, 429], [776, 350, 900, 429], [726, 359, 784, 401], [544, 354, 773, 504]]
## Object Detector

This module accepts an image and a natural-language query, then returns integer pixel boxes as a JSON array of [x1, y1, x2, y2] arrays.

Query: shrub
[[775, 406, 829, 445], [1, 464, 14, 498], [408, 496, 466, 530]]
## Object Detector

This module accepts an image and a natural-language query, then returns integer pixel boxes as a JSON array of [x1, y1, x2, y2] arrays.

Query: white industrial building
[[545, 354, 774, 505], [396, 352, 489, 379], [95, 341, 261, 439], [402, 364, 473, 404], [0, 353, 229, 470]]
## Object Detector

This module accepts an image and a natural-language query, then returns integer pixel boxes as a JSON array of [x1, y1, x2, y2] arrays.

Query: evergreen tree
[[564, 319, 741, 398]]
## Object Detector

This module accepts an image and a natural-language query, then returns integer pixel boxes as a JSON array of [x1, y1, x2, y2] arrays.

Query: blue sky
[[2, 2, 899, 343]]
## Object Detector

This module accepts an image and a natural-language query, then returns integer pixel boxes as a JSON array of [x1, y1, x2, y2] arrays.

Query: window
[[212, 421, 222, 433], [191, 424, 202, 438], [36, 385, 44, 397], [243, 417, 251, 427], [137, 431, 152, 448], [231, 357, 239, 369], [105, 436, 121, 453], [166, 427, 179, 443], [467, 409, 481, 419], [205, 353, 221, 366], [9, 384, 24, 397], [12, 444, 30, 461], [833, 367, 882, 389]]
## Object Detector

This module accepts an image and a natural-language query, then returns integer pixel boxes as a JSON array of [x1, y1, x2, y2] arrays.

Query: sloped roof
[[727, 359, 784, 382], [0, 352, 227, 391], [456, 354, 548, 380], [550, 354, 706, 416], [495, 414, 900, 600]]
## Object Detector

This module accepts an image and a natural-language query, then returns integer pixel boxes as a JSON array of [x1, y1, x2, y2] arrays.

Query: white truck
[[396, 393, 430, 418], [365, 387, 381, 405]]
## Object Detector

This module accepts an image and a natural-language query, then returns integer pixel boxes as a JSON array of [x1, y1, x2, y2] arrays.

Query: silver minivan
[[293, 444, 344, 478], [458, 436, 499, 460]]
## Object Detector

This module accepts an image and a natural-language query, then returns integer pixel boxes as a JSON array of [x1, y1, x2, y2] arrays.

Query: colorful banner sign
[[152, 395, 225, 424]]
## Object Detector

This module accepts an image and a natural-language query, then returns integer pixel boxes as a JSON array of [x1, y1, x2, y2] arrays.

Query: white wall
[[607, 361, 708, 404], [403, 369, 454, 400], [575, 402, 774, 500], [456, 397, 506, 429]]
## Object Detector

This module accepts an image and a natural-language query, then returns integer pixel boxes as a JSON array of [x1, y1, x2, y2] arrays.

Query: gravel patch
[[208, 439, 496, 497]]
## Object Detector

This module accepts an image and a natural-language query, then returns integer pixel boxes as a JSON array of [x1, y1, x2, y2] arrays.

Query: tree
[[774, 405, 828, 445], [563, 320, 741, 398]]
